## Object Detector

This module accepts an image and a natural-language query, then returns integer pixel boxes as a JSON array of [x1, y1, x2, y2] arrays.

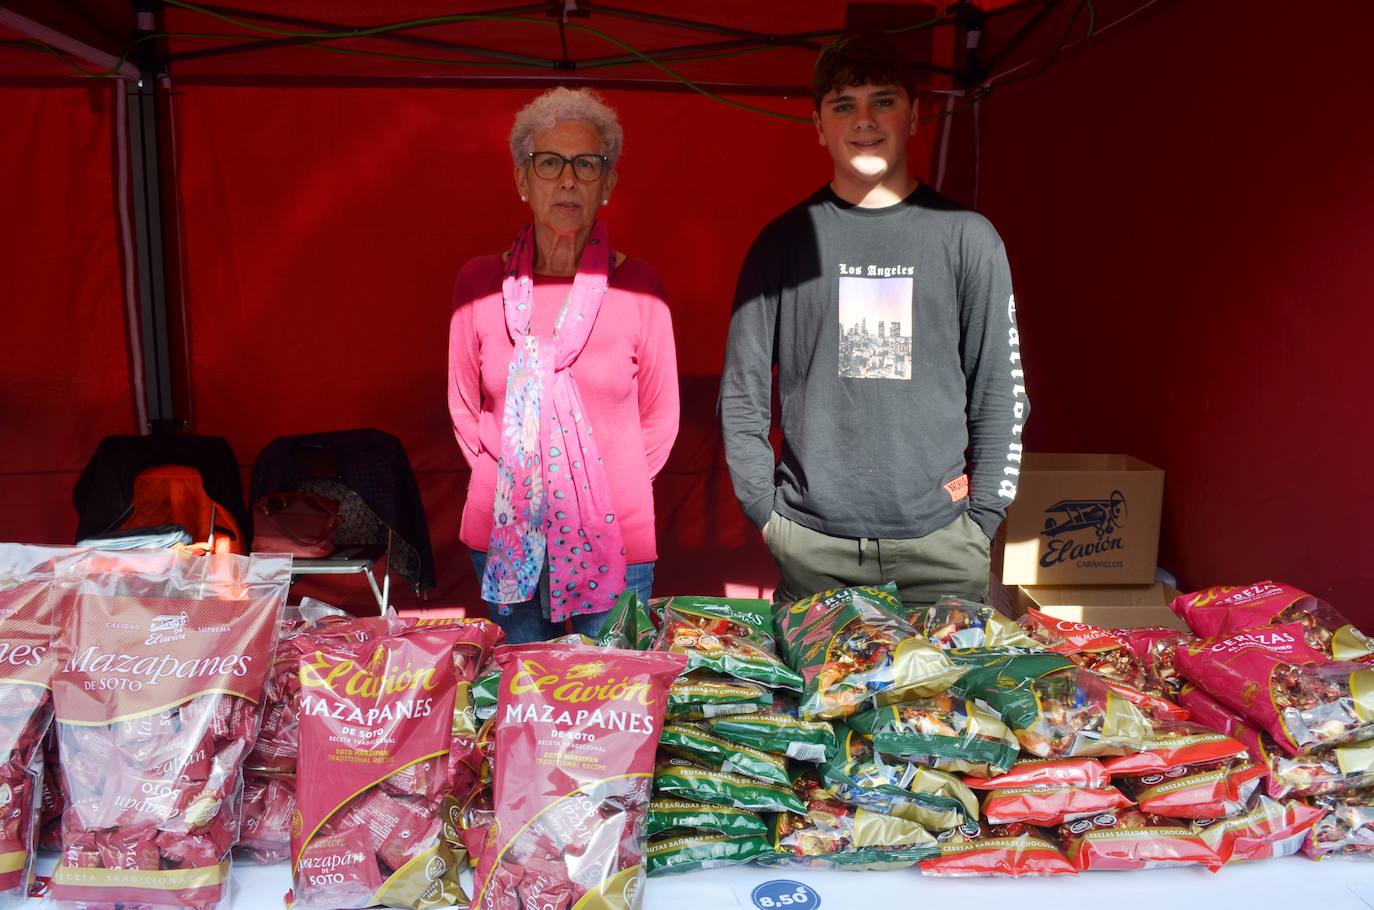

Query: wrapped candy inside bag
[[907, 597, 1038, 651], [244, 599, 353, 778], [289, 621, 472, 910], [1303, 790, 1374, 859], [920, 821, 1077, 878], [1175, 624, 1374, 755], [40, 732, 66, 851], [455, 782, 492, 868], [236, 599, 353, 867], [766, 769, 938, 869], [846, 693, 1019, 778], [952, 651, 1155, 759], [1111, 627, 1197, 698], [49, 550, 290, 910], [773, 584, 962, 721], [652, 596, 801, 692], [0, 545, 77, 908], [1170, 581, 1374, 661], [237, 773, 296, 865], [1018, 610, 1186, 721], [473, 642, 686, 910]]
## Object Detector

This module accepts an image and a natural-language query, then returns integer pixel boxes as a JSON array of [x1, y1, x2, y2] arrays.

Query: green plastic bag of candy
[[767, 770, 939, 869], [660, 723, 791, 786], [773, 583, 964, 720], [818, 729, 978, 831], [655, 759, 806, 814], [653, 596, 801, 690], [667, 674, 773, 721], [647, 797, 767, 838], [705, 694, 839, 763], [847, 693, 1019, 777], [646, 832, 773, 876], [595, 590, 659, 650], [951, 650, 1154, 759]]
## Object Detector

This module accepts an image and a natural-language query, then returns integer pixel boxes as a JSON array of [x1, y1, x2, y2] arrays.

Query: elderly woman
[[448, 88, 679, 644]]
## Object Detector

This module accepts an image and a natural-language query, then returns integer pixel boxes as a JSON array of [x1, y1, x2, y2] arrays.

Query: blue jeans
[[469, 549, 654, 644]]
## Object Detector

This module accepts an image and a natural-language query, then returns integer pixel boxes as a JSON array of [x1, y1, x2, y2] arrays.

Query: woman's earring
[[601, 199, 609, 206], [520, 195, 528, 201]]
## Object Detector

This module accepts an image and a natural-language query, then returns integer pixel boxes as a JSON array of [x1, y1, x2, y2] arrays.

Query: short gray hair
[[509, 87, 624, 168]]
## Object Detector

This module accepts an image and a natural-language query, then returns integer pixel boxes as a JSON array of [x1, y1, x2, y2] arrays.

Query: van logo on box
[[1039, 491, 1127, 569]]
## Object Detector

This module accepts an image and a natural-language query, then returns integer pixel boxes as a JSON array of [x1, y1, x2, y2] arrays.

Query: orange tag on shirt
[[944, 475, 970, 502]]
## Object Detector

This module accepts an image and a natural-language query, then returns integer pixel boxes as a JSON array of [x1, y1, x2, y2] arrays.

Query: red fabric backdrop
[[0, 84, 136, 545], [975, 0, 1374, 625], [172, 86, 939, 611], [5, 1, 1371, 626]]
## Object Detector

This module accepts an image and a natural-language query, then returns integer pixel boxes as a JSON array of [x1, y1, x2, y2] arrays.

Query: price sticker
[[750, 880, 821, 910]]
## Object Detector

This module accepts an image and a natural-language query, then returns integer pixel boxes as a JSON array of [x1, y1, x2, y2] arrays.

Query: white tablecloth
[[38, 855, 1362, 910]]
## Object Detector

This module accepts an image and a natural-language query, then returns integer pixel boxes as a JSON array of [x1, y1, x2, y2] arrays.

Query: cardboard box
[[1014, 582, 1188, 631], [1001, 454, 1164, 586]]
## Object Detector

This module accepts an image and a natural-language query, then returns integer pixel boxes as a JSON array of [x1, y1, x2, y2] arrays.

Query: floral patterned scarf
[[481, 221, 627, 620]]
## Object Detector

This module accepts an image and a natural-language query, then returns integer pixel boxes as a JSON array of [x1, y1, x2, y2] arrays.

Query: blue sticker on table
[[750, 880, 821, 910]]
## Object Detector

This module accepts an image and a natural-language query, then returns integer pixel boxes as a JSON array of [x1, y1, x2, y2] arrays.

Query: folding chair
[[250, 429, 436, 613]]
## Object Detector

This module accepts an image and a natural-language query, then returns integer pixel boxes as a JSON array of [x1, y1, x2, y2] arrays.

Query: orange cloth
[[123, 465, 243, 554]]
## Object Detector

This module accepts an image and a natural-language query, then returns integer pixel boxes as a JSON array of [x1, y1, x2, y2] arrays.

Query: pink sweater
[[448, 254, 679, 564]]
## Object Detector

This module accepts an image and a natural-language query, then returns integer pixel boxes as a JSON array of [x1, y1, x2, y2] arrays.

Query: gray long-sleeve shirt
[[719, 184, 1029, 541]]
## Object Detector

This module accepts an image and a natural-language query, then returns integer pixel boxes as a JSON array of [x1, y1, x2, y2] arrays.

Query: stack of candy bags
[[0, 541, 1370, 910]]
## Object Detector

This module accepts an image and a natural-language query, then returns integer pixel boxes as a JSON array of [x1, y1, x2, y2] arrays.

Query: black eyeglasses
[[527, 151, 608, 182]]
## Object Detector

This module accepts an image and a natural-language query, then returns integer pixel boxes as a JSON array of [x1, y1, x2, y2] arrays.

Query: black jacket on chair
[[73, 435, 250, 542]]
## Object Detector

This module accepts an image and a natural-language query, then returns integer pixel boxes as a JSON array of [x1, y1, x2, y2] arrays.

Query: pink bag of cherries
[[1170, 581, 1373, 661]]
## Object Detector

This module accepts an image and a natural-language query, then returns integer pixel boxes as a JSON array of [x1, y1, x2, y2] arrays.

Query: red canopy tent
[[3, 0, 1371, 624]]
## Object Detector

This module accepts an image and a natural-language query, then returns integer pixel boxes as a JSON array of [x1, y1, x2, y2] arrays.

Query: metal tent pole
[[124, 4, 184, 434], [0, 8, 166, 431], [126, 71, 176, 432], [0, 9, 138, 79]]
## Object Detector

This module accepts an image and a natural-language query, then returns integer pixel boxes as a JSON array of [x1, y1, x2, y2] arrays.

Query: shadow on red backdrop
[[968, 0, 1374, 623]]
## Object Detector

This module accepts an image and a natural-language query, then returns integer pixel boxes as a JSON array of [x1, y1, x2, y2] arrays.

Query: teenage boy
[[719, 32, 1029, 607]]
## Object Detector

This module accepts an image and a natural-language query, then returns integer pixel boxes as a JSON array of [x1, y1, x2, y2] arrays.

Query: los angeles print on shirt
[[837, 261, 915, 380]]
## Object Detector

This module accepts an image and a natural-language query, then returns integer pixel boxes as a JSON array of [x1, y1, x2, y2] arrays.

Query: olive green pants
[[763, 511, 991, 608]]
